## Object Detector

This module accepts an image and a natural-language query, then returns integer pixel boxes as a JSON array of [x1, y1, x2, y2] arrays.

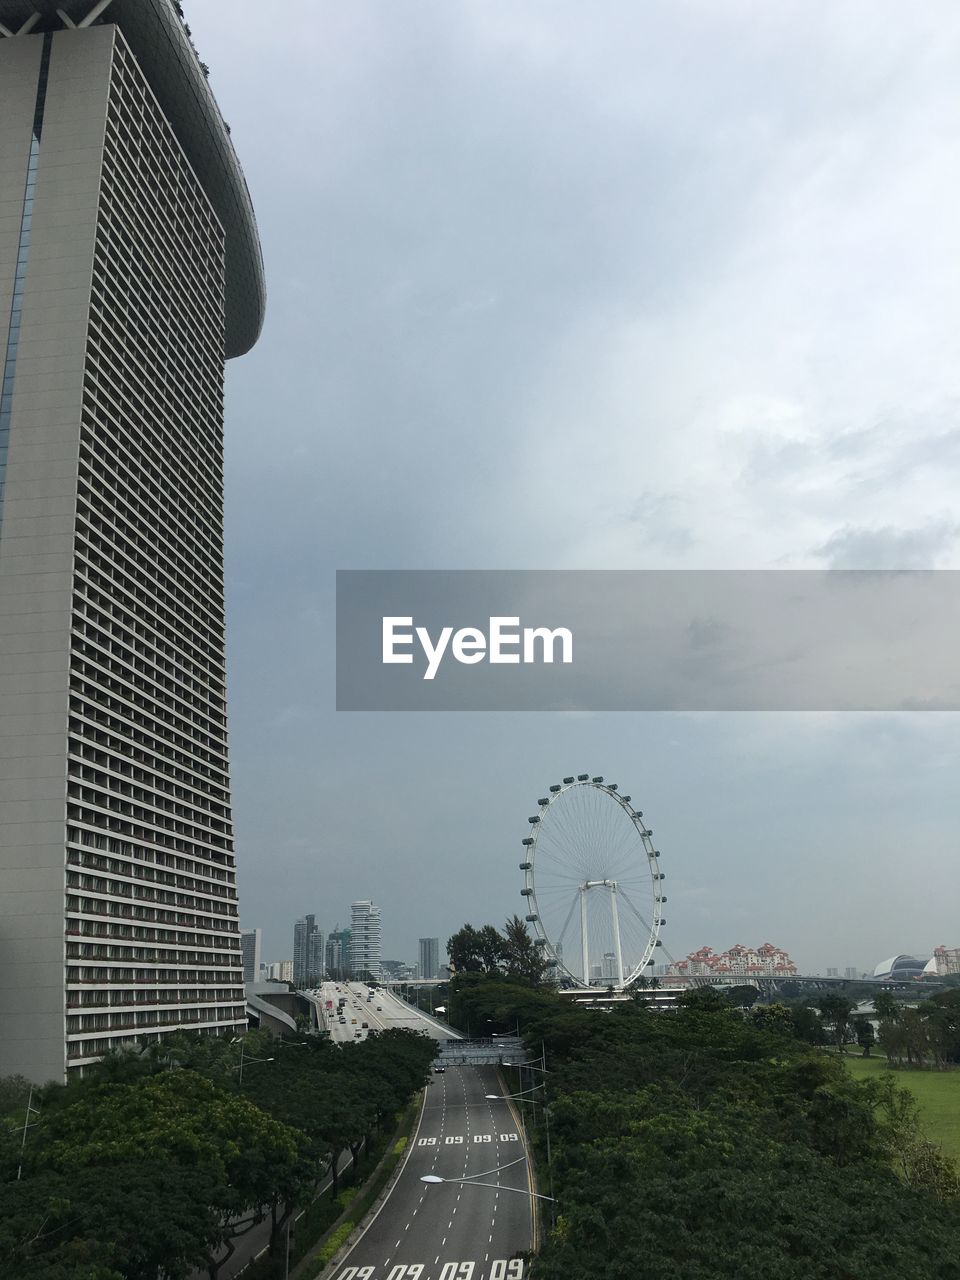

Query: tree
[[919, 989, 960, 1068], [726, 985, 761, 1009], [0, 1161, 214, 1280], [898, 1007, 932, 1068], [852, 1014, 876, 1057], [0, 1074, 33, 1120], [501, 914, 548, 987], [676, 986, 730, 1013], [433, 969, 960, 1278], [818, 994, 855, 1054], [32, 1072, 309, 1280], [447, 923, 502, 974], [751, 1002, 795, 1036], [873, 989, 899, 1020], [791, 1004, 826, 1045], [879, 1016, 909, 1068]]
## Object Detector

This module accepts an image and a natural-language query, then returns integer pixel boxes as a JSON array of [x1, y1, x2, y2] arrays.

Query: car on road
[[433, 1065, 445, 1073]]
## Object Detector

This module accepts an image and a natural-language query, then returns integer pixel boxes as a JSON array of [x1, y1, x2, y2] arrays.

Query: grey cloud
[[625, 493, 695, 554], [815, 521, 960, 569], [738, 413, 960, 502]]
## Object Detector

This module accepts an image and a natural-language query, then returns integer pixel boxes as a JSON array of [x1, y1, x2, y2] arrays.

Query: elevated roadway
[[317, 982, 463, 1046]]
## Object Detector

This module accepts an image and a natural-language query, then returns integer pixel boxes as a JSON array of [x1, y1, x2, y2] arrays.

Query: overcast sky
[[184, 1, 960, 975]]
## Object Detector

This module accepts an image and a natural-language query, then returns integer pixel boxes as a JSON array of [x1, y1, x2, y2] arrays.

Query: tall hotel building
[[349, 901, 382, 981], [0, 1, 264, 1080]]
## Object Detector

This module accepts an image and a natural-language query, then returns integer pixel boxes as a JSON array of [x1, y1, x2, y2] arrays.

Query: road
[[194, 983, 469, 1278], [317, 981, 462, 1046], [329, 1064, 532, 1280]]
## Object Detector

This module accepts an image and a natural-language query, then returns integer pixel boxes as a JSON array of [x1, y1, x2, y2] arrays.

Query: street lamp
[[16, 1086, 40, 1181], [485, 1019, 521, 1039], [235, 1041, 274, 1085], [420, 1155, 555, 1201], [488, 1079, 555, 1222]]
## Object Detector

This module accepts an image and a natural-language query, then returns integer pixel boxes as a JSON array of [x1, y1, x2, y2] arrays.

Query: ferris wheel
[[519, 775, 665, 990]]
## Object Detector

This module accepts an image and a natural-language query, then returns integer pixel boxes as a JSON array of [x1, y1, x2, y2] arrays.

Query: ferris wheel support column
[[609, 883, 624, 988], [579, 885, 590, 986]]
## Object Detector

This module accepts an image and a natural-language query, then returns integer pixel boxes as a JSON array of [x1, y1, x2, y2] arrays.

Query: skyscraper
[[419, 936, 439, 981], [349, 901, 382, 981], [0, 1, 264, 1082], [292, 914, 314, 987], [325, 924, 350, 980], [293, 912, 323, 987], [308, 925, 324, 985], [240, 928, 262, 985]]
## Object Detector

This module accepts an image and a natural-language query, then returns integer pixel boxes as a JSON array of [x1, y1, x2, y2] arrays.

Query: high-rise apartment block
[[309, 924, 324, 984], [293, 913, 323, 987], [325, 924, 350, 979], [267, 959, 293, 984], [349, 900, 382, 980], [240, 928, 262, 984], [0, 0, 264, 1082], [418, 936, 439, 981]]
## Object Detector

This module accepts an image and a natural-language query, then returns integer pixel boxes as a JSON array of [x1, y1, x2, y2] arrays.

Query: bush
[[314, 1221, 353, 1268]]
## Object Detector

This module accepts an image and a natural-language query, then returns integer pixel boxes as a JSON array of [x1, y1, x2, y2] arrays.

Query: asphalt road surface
[[318, 981, 462, 1045], [330, 1064, 533, 1280]]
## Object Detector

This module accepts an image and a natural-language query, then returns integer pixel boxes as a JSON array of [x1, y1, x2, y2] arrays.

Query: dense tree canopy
[[447, 972, 960, 1280], [0, 1026, 434, 1279], [447, 917, 549, 986]]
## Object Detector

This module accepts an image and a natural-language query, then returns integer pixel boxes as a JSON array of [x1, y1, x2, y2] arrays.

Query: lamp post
[[486, 1019, 522, 1040], [420, 1155, 555, 1202], [16, 1086, 40, 1182], [488, 1078, 555, 1224], [236, 1040, 274, 1085]]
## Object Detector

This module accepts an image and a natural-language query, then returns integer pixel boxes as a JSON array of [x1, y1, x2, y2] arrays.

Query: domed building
[[872, 954, 930, 982]]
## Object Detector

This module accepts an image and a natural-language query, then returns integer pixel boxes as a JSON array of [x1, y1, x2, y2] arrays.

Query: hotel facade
[[0, 0, 264, 1080]]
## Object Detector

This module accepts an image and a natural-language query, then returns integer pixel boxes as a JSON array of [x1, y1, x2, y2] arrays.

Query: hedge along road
[[328, 1065, 533, 1280]]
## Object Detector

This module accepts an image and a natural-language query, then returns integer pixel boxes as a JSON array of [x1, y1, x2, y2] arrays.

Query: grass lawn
[[841, 1054, 960, 1161]]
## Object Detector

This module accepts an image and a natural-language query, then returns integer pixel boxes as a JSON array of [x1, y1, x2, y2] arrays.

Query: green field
[[842, 1054, 960, 1161]]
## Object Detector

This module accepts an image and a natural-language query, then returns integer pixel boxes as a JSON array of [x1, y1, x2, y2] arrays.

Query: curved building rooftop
[[873, 954, 929, 981], [0, 0, 265, 357]]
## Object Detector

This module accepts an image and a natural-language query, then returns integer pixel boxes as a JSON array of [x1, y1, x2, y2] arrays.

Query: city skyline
[[247, 904, 892, 984]]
